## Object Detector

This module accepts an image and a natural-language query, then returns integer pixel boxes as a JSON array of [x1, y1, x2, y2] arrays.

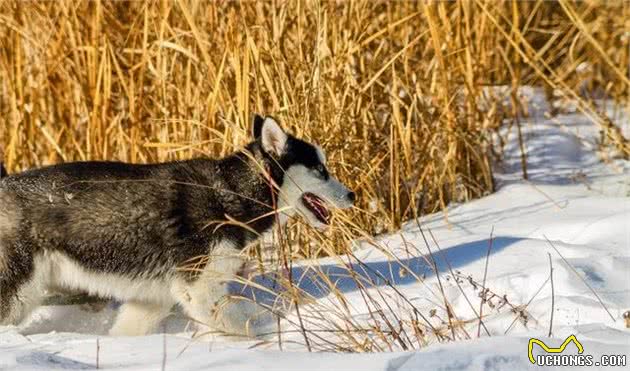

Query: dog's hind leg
[[0, 249, 49, 326], [0, 193, 45, 326], [109, 301, 173, 336]]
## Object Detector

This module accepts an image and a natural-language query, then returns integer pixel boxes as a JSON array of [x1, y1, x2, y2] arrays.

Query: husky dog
[[0, 115, 355, 336]]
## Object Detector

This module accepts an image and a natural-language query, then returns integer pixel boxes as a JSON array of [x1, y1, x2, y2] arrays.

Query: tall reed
[[1, 0, 627, 253]]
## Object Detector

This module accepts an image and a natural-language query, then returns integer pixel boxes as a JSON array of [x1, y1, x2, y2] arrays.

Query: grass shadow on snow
[[16, 352, 93, 370], [232, 236, 522, 306]]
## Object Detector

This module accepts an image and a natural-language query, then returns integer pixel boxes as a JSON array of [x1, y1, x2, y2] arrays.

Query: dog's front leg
[[172, 243, 248, 336], [109, 301, 174, 336]]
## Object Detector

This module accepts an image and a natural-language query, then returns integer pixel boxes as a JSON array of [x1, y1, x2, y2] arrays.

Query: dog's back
[[1, 160, 235, 279]]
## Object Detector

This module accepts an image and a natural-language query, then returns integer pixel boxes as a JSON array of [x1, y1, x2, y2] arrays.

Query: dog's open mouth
[[301, 192, 330, 224]]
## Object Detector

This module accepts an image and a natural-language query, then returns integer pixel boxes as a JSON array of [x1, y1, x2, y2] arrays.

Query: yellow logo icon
[[528, 335, 584, 364]]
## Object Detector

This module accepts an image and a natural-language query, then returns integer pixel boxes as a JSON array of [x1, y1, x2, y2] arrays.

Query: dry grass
[[1, 0, 628, 353], [1, 1, 627, 254]]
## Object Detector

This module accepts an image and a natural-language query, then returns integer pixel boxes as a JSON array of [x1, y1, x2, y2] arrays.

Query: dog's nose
[[347, 191, 356, 203]]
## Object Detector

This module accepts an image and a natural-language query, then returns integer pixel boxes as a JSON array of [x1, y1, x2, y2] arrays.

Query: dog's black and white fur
[[0, 115, 354, 336]]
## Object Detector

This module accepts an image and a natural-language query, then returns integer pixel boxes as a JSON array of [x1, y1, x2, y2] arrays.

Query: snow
[[1, 88, 629, 370]]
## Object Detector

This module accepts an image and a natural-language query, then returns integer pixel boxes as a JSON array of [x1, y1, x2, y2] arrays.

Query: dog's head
[[252, 115, 355, 229]]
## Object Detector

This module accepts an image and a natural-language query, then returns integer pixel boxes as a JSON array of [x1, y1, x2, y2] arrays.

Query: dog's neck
[[196, 142, 286, 242]]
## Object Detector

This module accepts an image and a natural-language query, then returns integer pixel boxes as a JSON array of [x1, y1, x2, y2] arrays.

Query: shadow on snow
[[230, 236, 522, 307]]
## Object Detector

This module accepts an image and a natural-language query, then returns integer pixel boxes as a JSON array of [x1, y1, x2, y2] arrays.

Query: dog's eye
[[315, 164, 328, 179]]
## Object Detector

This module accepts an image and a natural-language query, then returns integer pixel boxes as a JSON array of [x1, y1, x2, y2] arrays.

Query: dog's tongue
[[303, 193, 330, 224]]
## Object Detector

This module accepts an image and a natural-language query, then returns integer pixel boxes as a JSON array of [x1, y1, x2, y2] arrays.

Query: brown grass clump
[[0, 0, 628, 256]]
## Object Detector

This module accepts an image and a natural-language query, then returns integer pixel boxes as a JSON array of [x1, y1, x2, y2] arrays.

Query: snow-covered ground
[[1, 89, 629, 370]]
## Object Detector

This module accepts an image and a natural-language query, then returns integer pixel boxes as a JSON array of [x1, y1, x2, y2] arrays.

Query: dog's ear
[[259, 116, 287, 157], [252, 114, 265, 139]]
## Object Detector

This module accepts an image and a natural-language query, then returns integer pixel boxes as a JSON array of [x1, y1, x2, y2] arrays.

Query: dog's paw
[[211, 298, 278, 338]]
